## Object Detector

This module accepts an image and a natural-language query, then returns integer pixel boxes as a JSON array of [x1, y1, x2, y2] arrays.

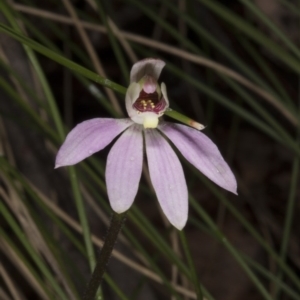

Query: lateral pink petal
[[55, 118, 133, 168], [106, 125, 143, 213], [159, 123, 237, 194], [145, 129, 188, 230], [130, 58, 166, 83]]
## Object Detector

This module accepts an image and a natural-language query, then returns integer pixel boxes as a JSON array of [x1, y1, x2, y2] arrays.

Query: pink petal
[[159, 123, 237, 194], [106, 125, 143, 213], [145, 129, 188, 230], [130, 58, 166, 83], [55, 118, 133, 168]]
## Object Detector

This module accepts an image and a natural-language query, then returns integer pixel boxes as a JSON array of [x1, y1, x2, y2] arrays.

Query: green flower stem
[[83, 212, 127, 300]]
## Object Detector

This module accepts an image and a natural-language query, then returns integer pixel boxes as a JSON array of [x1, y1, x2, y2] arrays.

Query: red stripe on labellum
[[133, 90, 167, 114]]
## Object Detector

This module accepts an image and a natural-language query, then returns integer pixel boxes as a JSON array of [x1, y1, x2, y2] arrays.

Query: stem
[[83, 212, 126, 300]]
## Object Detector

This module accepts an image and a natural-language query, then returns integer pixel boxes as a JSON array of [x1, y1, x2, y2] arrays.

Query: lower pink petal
[[145, 129, 188, 230], [106, 125, 143, 213]]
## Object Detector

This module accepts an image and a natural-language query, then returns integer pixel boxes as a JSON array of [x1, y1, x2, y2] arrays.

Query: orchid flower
[[55, 58, 237, 230]]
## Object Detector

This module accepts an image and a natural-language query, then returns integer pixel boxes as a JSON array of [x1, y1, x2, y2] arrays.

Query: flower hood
[[125, 58, 169, 128]]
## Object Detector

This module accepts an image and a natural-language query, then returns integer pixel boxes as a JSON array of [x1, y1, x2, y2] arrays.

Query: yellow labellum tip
[[143, 116, 159, 128]]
